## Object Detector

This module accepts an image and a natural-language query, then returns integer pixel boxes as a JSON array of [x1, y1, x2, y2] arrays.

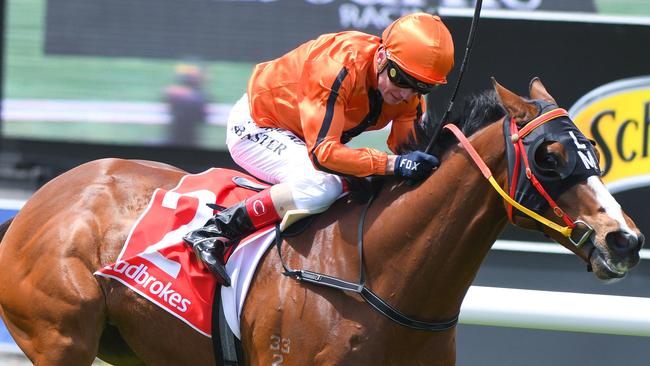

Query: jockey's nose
[[399, 88, 416, 100]]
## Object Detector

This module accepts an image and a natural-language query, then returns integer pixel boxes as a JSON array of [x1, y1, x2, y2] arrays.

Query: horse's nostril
[[606, 231, 638, 253]]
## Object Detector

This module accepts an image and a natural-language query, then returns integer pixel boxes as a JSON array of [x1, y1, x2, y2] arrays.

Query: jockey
[[183, 12, 455, 286]]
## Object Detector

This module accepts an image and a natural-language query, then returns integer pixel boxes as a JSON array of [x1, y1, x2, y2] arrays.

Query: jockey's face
[[377, 68, 418, 105]]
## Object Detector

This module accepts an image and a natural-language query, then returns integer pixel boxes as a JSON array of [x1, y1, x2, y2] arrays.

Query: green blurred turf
[[596, 0, 650, 15], [3, 121, 229, 148], [4, 0, 253, 103]]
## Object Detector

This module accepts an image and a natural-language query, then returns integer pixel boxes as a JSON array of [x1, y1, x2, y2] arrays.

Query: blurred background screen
[[1, 2, 650, 364], [3, 0, 648, 151]]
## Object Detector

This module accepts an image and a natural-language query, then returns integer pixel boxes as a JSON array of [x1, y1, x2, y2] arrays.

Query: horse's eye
[[534, 143, 563, 175], [543, 154, 559, 169]]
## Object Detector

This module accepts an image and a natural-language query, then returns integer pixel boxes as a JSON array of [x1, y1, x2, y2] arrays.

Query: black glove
[[394, 151, 440, 181]]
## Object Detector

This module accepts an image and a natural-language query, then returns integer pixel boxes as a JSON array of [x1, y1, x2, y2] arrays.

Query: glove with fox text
[[394, 151, 440, 181]]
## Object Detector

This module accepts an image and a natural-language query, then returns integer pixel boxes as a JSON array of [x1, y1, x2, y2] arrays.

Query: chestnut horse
[[0, 79, 643, 365]]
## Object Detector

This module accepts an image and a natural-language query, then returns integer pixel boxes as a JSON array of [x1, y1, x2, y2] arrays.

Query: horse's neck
[[366, 119, 509, 321]]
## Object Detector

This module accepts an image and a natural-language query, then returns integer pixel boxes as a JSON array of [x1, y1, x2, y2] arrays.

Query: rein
[[275, 193, 459, 332], [443, 108, 594, 252], [425, 0, 483, 154]]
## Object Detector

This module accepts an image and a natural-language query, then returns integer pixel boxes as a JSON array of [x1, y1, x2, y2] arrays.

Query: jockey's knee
[[272, 174, 342, 215], [270, 174, 341, 231], [293, 174, 343, 212]]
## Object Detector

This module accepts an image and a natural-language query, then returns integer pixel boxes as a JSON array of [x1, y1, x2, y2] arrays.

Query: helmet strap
[[376, 47, 389, 74]]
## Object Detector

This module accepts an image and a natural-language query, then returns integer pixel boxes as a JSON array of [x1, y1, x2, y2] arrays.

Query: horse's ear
[[491, 77, 538, 124], [529, 77, 557, 105]]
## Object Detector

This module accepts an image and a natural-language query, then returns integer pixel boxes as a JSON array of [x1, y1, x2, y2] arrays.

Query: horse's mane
[[397, 89, 506, 157]]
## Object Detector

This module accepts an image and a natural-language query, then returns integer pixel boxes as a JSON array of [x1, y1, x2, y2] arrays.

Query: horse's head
[[493, 77, 644, 282]]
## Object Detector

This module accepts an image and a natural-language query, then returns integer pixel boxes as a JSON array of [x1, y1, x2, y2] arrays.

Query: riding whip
[[425, 0, 483, 154]]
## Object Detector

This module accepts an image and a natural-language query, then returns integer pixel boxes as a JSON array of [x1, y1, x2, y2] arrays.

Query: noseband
[[444, 106, 601, 254]]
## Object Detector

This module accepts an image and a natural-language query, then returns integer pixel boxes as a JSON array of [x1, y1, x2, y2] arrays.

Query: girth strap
[[212, 285, 245, 366], [219, 297, 244, 365], [275, 189, 459, 332]]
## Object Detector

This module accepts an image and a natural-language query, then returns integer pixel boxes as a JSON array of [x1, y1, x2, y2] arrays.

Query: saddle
[[228, 175, 378, 237]]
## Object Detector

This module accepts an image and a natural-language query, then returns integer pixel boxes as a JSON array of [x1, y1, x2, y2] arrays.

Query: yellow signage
[[569, 76, 650, 193]]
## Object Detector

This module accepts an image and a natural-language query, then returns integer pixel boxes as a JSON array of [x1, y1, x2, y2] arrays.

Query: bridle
[[444, 107, 597, 259]]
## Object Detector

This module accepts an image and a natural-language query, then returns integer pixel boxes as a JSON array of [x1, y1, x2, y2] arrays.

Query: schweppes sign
[[570, 76, 650, 193]]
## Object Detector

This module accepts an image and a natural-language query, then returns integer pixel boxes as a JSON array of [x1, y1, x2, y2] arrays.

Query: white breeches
[[226, 94, 343, 215]]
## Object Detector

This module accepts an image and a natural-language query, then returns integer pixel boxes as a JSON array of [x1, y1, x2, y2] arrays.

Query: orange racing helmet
[[381, 13, 454, 92]]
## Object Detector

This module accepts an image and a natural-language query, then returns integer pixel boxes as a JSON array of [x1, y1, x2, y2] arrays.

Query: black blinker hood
[[504, 102, 601, 218]]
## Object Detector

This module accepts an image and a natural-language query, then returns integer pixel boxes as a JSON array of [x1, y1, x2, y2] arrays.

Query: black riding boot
[[183, 201, 255, 286]]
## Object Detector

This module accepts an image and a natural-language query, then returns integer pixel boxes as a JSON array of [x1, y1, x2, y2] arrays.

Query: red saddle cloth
[[94, 168, 266, 337]]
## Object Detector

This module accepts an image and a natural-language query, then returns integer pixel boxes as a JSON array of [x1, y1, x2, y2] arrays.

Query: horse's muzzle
[[588, 231, 644, 283]]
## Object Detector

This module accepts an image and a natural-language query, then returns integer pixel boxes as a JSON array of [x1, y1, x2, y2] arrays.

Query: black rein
[[275, 191, 459, 332]]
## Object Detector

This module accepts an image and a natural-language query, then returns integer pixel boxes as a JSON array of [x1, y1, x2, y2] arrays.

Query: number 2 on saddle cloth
[[95, 168, 273, 337]]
